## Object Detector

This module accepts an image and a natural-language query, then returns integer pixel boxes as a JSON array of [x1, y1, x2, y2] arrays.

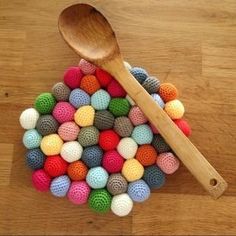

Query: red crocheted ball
[[32, 169, 51, 192], [64, 67, 83, 89], [99, 130, 120, 151], [95, 68, 113, 87], [174, 119, 191, 137], [53, 102, 76, 123], [102, 150, 124, 173], [44, 155, 68, 177], [107, 79, 126, 97]]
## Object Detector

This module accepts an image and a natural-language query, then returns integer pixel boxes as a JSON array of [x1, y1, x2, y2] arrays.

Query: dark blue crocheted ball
[[152, 134, 171, 153], [69, 88, 90, 108], [130, 67, 148, 84], [81, 145, 103, 168], [25, 148, 45, 170]]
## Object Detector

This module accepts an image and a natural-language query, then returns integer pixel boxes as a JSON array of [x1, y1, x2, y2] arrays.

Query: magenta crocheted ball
[[129, 106, 148, 126], [64, 67, 83, 89], [32, 169, 51, 192], [58, 121, 80, 141], [53, 102, 76, 123], [107, 79, 126, 97], [78, 59, 96, 75]]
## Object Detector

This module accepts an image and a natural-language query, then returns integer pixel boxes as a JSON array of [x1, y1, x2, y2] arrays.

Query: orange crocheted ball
[[67, 161, 88, 181], [135, 144, 158, 166], [80, 75, 101, 95], [159, 83, 178, 102]]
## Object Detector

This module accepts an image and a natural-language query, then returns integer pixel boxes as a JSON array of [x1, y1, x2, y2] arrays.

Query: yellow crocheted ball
[[122, 159, 144, 182], [74, 105, 95, 127], [164, 99, 185, 119], [40, 134, 63, 156]]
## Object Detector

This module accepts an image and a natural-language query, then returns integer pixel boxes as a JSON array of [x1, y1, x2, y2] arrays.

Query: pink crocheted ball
[[64, 67, 83, 89], [102, 150, 124, 173], [58, 121, 80, 141], [32, 169, 51, 192], [107, 80, 126, 97], [67, 181, 91, 205], [78, 59, 96, 75], [128, 106, 148, 126], [149, 122, 159, 134], [53, 102, 76, 123]]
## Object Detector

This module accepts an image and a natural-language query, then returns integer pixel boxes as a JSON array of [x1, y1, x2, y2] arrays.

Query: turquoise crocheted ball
[[131, 124, 153, 145], [91, 89, 111, 110], [23, 129, 42, 149]]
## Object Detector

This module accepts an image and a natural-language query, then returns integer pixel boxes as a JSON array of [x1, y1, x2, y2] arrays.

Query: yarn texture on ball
[[151, 93, 165, 109], [108, 98, 130, 117], [94, 110, 115, 130], [117, 137, 138, 159], [164, 99, 185, 119], [32, 169, 51, 192], [53, 102, 75, 123], [122, 159, 144, 182], [23, 129, 42, 149], [107, 173, 128, 196], [102, 150, 124, 173], [130, 67, 148, 84], [67, 161, 88, 181], [86, 167, 109, 189], [35, 93, 56, 114], [52, 82, 71, 101], [79, 59, 96, 75], [81, 145, 103, 168], [78, 126, 99, 147], [40, 134, 63, 156], [129, 106, 147, 126], [131, 124, 153, 145], [135, 144, 157, 166], [159, 83, 178, 102], [152, 134, 171, 153], [174, 119, 191, 137], [142, 76, 160, 94], [26, 148, 45, 170], [74, 105, 95, 127], [95, 68, 113, 87], [114, 116, 133, 137], [99, 130, 120, 151], [80, 75, 101, 95], [36, 115, 59, 136], [69, 88, 90, 108], [58, 121, 80, 141], [60, 141, 83, 163], [19, 108, 39, 130], [107, 79, 126, 97], [63, 67, 83, 89], [91, 89, 111, 110], [50, 175, 71, 197]]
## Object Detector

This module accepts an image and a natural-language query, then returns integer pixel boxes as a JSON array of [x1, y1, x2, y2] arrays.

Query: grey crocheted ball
[[25, 148, 45, 170], [78, 126, 99, 147], [114, 117, 133, 137], [142, 76, 160, 94], [52, 82, 71, 101], [36, 115, 59, 136], [152, 134, 171, 153], [94, 110, 115, 130], [130, 67, 148, 84], [107, 173, 128, 196], [81, 145, 103, 168]]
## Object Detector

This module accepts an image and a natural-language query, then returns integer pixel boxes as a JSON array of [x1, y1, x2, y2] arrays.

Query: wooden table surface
[[0, 0, 236, 235]]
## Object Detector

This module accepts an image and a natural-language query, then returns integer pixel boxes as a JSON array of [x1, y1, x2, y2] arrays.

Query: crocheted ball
[[69, 88, 90, 108], [102, 150, 124, 173], [111, 193, 133, 217], [156, 152, 180, 174], [23, 129, 42, 149], [99, 130, 120, 151], [67, 181, 91, 205], [67, 160, 88, 181], [174, 119, 191, 137], [89, 189, 112, 213], [52, 102, 75, 123], [128, 106, 148, 126], [107, 173, 128, 195], [107, 79, 126, 97], [151, 93, 165, 108], [50, 175, 71, 197], [80, 75, 101, 95], [32, 169, 51, 192], [81, 145, 103, 168], [124, 61, 132, 70], [117, 137, 138, 159], [40, 134, 63, 156], [36, 115, 59, 136], [149, 122, 159, 134], [122, 159, 144, 182], [114, 117, 133, 137], [159, 83, 178, 102], [52, 82, 71, 101], [91, 89, 111, 110], [130, 67, 148, 83], [143, 165, 165, 189], [95, 68, 113, 87], [94, 110, 115, 130], [78, 126, 99, 147], [152, 134, 171, 153], [35, 93, 56, 114], [19, 108, 39, 129], [74, 105, 95, 127], [125, 95, 136, 106], [25, 148, 45, 170], [60, 141, 83, 163], [142, 76, 160, 94], [78, 59, 96, 75], [44, 155, 68, 177], [86, 167, 109, 189], [136, 144, 157, 166], [108, 98, 130, 117], [127, 179, 150, 202], [164, 99, 185, 119], [63, 66, 83, 89], [131, 124, 153, 145], [58, 121, 80, 141]]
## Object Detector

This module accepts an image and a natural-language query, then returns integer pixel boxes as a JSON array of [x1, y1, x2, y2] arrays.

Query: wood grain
[[0, 0, 235, 235]]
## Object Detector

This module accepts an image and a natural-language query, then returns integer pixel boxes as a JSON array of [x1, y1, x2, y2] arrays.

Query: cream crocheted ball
[[122, 159, 144, 182], [60, 141, 83, 163], [164, 99, 185, 119], [117, 137, 138, 159], [19, 108, 39, 130], [74, 105, 95, 127], [40, 134, 63, 156]]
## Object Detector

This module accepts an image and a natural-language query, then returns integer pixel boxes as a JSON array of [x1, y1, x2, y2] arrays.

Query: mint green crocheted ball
[[89, 189, 112, 213], [131, 124, 153, 145], [35, 93, 56, 114], [108, 98, 130, 117], [91, 89, 111, 110]]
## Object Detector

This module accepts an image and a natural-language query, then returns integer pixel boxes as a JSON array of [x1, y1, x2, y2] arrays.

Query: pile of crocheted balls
[[20, 59, 192, 217]]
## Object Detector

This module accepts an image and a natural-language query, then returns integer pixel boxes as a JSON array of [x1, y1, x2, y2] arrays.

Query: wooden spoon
[[58, 3, 227, 198]]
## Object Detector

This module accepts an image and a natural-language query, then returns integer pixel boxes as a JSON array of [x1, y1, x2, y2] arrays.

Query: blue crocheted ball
[[91, 89, 111, 110], [143, 165, 165, 189], [131, 124, 153, 145], [81, 145, 103, 168], [86, 167, 109, 189], [50, 175, 71, 197], [130, 67, 148, 84], [69, 88, 90, 108], [25, 148, 45, 170], [151, 94, 165, 108], [23, 129, 42, 149], [127, 179, 150, 202]]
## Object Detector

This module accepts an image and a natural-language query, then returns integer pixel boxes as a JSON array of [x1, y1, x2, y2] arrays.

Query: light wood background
[[0, 0, 236, 235]]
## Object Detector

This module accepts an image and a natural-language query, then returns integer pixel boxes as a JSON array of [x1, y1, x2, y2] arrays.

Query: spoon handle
[[102, 57, 228, 199]]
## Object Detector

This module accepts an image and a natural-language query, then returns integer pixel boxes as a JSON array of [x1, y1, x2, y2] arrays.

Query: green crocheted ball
[[108, 98, 130, 117], [89, 189, 112, 213], [35, 93, 56, 114]]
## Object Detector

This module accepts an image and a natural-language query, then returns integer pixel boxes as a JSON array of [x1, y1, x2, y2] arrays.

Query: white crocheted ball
[[111, 193, 133, 217], [117, 137, 138, 159], [60, 141, 83, 163], [125, 95, 136, 106], [19, 108, 39, 129]]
